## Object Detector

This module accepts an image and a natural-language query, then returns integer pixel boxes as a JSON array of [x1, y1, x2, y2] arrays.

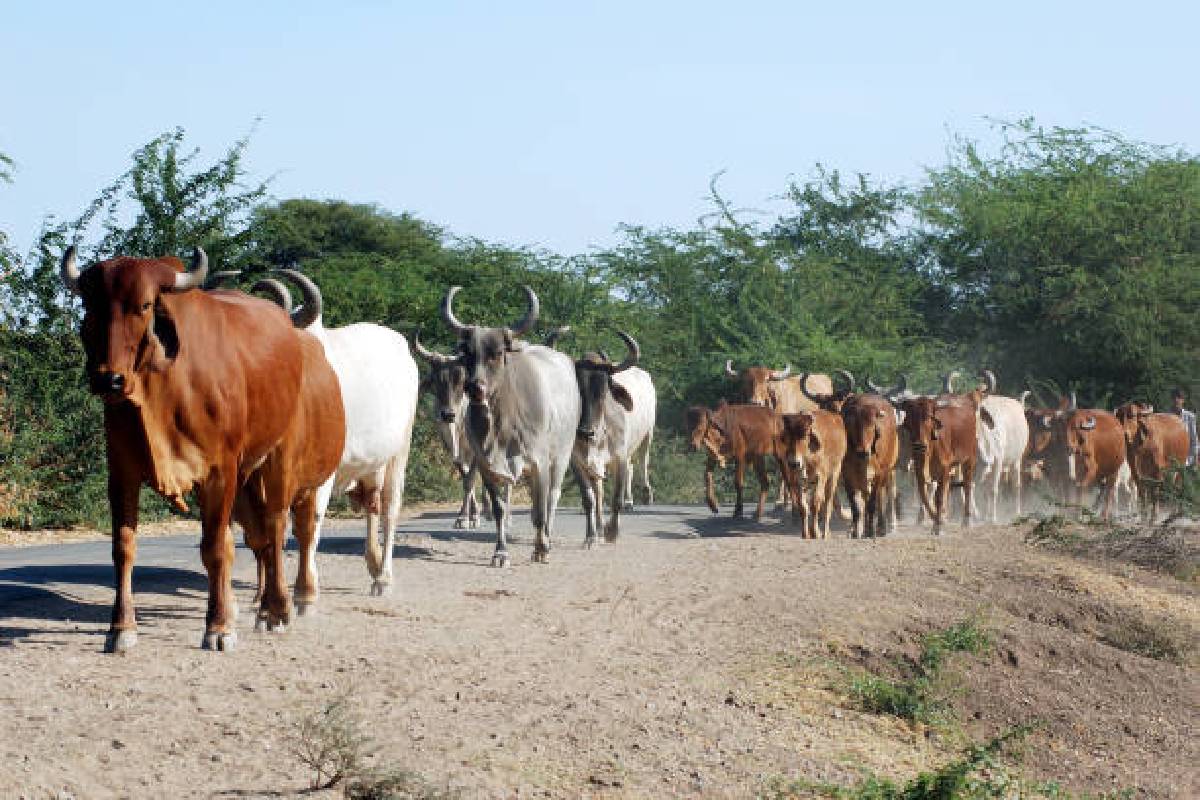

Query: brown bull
[[686, 401, 792, 521], [62, 247, 344, 653], [725, 362, 832, 507], [801, 372, 898, 538], [898, 395, 977, 535], [1114, 402, 1188, 523], [780, 410, 847, 539], [1062, 408, 1126, 521]]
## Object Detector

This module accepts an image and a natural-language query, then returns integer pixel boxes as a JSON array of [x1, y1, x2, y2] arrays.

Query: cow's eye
[[141, 301, 152, 313]]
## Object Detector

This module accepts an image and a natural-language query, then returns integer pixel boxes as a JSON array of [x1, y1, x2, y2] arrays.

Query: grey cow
[[440, 286, 581, 566]]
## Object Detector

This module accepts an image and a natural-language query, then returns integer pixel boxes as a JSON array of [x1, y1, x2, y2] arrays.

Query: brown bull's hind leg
[[291, 489, 320, 614], [105, 469, 141, 653], [733, 457, 746, 519]]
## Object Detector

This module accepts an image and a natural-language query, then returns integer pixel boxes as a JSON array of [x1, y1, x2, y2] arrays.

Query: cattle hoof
[[454, 517, 467, 530], [532, 549, 549, 564], [254, 618, 268, 633], [294, 600, 317, 617], [104, 629, 137, 653], [202, 631, 238, 652], [491, 551, 510, 568], [603, 532, 619, 544], [583, 535, 596, 550], [369, 580, 392, 597], [623, 500, 634, 511]]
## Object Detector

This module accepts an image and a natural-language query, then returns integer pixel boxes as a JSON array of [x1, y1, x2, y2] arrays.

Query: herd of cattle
[[55, 248, 1192, 654]]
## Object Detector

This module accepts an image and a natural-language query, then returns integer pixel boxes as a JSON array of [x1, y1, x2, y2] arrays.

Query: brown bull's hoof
[[294, 599, 317, 617], [491, 550, 510, 568], [532, 548, 550, 564], [201, 631, 238, 652], [369, 580, 392, 597], [104, 629, 138, 653]]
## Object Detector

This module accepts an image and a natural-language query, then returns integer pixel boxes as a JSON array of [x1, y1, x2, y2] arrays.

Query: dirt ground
[[1, 507, 1196, 799]]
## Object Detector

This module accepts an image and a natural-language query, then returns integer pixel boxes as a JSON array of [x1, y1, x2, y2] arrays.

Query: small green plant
[[843, 618, 991, 724]]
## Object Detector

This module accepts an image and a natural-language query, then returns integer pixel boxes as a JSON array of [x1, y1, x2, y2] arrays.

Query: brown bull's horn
[[508, 285, 539, 336], [1139, 404, 1154, 416], [275, 268, 322, 328], [60, 246, 81, 294], [941, 370, 959, 394], [866, 376, 884, 394], [769, 364, 791, 381], [442, 286, 469, 335], [1081, 415, 1096, 430], [544, 325, 571, 349], [171, 247, 209, 292], [724, 359, 737, 378], [799, 372, 827, 403], [412, 330, 452, 365], [611, 330, 640, 373], [1017, 390, 1031, 408], [204, 270, 242, 289], [978, 369, 997, 394], [836, 370, 855, 393], [251, 278, 293, 311], [890, 373, 910, 397], [1068, 391, 1077, 412]]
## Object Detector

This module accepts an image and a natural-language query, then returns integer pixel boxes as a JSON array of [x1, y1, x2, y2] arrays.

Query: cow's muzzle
[[88, 370, 129, 399]]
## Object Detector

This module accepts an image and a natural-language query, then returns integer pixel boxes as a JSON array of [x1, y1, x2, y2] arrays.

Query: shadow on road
[[645, 509, 801, 539]]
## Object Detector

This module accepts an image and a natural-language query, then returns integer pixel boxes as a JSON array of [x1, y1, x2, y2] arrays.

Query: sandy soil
[[1, 508, 1196, 799]]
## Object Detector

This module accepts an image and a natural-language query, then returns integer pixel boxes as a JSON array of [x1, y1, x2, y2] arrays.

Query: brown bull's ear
[[610, 380, 634, 411], [980, 407, 995, 429], [808, 430, 821, 453]]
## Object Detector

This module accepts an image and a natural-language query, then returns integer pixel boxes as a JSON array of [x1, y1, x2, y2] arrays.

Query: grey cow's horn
[[204, 270, 242, 289], [508, 285, 540, 336], [979, 369, 997, 395], [441, 286, 469, 335], [836, 369, 855, 393], [941, 370, 959, 394], [543, 325, 571, 349], [275, 268, 322, 328], [769, 364, 792, 381], [251, 278, 293, 311], [866, 376, 885, 394], [412, 331, 452, 365], [799, 372, 826, 403], [724, 359, 738, 378], [60, 246, 81, 294], [611, 331, 640, 373], [889, 373, 910, 398], [171, 247, 209, 292]]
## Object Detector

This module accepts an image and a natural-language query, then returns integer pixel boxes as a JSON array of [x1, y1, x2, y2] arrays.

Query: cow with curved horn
[[970, 369, 1031, 522], [413, 331, 507, 530], [274, 269, 419, 597], [61, 247, 344, 652], [726, 361, 833, 510], [570, 332, 656, 544], [897, 390, 978, 535], [1062, 403, 1128, 521], [440, 285, 579, 566]]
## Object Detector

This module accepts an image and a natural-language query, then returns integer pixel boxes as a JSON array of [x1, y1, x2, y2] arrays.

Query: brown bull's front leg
[[198, 465, 240, 652], [753, 455, 770, 521], [732, 457, 746, 519], [961, 461, 975, 529], [704, 456, 720, 515], [105, 469, 141, 653]]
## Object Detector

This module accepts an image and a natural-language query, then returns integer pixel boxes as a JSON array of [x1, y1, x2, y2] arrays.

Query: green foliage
[[763, 726, 1131, 800], [844, 618, 991, 724]]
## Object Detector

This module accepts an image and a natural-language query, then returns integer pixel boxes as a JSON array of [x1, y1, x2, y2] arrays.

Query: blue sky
[[2, 1, 1196, 256]]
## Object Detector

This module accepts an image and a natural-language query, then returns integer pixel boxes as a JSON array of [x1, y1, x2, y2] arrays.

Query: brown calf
[[686, 401, 792, 521], [780, 410, 847, 539]]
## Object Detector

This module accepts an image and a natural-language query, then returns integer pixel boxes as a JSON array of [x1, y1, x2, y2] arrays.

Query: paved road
[[0, 503, 939, 624]]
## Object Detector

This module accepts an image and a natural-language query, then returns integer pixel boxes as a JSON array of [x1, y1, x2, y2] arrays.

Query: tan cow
[[779, 410, 847, 539]]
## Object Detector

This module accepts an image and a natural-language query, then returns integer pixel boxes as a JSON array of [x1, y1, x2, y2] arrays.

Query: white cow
[[570, 334, 656, 545], [277, 270, 419, 599], [973, 371, 1031, 522]]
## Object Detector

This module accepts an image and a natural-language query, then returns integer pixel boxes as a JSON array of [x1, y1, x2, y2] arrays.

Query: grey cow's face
[[458, 326, 514, 405], [574, 355, 633, 441], [428, 362, 468, 423]]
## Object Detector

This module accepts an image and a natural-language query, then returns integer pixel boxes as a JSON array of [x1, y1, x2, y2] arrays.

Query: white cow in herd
[[276, 270, 419, 599], [570, 332, 657, 545], [970, 371, 1031, 522]]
